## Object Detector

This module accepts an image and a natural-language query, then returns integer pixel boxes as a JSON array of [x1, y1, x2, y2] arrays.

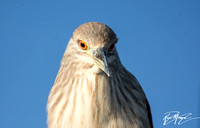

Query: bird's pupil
[[110, 44, 114, 49], [109, 43, 114, 50], [81, 42, 85, 48]]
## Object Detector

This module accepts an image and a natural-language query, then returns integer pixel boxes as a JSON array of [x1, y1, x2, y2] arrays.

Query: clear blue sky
[[0, 0, 200, 128]]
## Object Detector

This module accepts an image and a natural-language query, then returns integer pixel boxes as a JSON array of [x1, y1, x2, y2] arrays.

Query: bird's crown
[[72, 22, 117, 47]]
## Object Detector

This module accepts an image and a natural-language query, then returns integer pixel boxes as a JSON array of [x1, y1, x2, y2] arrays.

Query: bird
[[47, 22, 153, 128]]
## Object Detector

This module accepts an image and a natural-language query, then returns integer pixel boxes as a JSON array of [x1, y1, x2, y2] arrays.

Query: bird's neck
[[48, 70, 140, 128]]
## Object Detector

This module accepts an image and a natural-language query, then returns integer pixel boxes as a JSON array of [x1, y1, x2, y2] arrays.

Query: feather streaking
[[47, 22, 153, 128]]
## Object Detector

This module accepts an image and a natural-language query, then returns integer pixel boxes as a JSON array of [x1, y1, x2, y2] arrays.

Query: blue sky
[[0, 0, 200, 128]]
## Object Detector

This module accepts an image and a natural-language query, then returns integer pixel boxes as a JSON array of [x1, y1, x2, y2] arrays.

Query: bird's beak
[[91, 48, 111, 77]]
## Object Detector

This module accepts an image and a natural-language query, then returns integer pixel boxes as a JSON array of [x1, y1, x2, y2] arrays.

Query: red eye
[[78, 40, 88, 50], [108, 43, 115, 52]]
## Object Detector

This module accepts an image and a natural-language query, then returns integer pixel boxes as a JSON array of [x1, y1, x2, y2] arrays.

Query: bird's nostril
[[95, 54, 102, 60], [93, 49, 104, 60]]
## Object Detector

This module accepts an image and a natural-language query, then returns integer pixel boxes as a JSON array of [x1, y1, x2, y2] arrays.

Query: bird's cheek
[[83, 59, 95, 68]]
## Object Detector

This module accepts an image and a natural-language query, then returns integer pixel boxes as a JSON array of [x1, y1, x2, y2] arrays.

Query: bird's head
[[63, 22, 120, 77]]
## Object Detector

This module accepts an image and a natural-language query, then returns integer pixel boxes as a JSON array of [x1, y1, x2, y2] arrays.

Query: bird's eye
[[108, 43, 115, 52], [78, 40, 88, 50]]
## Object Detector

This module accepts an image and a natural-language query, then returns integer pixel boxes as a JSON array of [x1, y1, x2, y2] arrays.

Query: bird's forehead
[[72, 22, 117, 47]]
